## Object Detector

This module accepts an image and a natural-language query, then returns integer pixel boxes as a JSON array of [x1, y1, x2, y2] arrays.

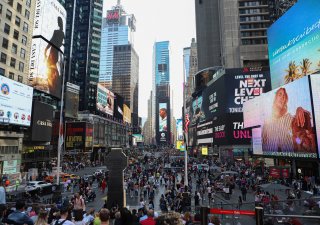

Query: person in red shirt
[[140, 210, 156, 225], [101, 179, 107, 194]]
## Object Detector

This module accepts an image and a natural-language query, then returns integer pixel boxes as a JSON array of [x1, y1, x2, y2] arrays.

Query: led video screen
[[96, 83, 114, 116]]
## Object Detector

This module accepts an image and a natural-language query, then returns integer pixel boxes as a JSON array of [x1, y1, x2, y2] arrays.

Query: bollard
[[255, 207, 264, 225], [200, 207, 209, 225]]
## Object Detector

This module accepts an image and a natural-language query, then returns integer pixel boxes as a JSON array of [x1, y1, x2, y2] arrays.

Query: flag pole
[[56, 60, 66, 185]]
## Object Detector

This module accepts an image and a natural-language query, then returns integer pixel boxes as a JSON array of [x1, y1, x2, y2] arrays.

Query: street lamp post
[[183, 81, 188, 187]]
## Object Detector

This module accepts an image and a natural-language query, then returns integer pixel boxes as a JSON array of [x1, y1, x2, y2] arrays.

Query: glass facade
[[154, 41, 170, 86]]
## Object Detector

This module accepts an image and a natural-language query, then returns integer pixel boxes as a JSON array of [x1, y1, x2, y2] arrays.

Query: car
[[70, 174, 80, 180], [25, 181, 52, 192]]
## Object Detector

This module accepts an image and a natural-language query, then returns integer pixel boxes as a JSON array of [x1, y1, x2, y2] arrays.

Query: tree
[[284, 61, 299, 83], [300, 58, 313, 77]]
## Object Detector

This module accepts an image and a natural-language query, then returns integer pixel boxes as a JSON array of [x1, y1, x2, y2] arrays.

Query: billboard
[[268, 0, 320, 89], [113, 93, 124, 121], [310, 75, 320, 156], [225, 68, 271, 113], [106, 9, 120, 24], [96, 83, 114, 116], [65, 122, 86, 151], [132, 134, 143, 143], [0, 75, 33, 126], [159, 103, 168, 132], [123, 104, 131, 124], [176, 119, 183, 141], [65, 82, 79, 118], [31, 101, 54, 142], [29, 38, 63, 98], [244, 76, 317, 158], [32, 0, 67, 52]]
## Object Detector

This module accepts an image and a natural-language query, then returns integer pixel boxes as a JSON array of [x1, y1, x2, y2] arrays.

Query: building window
[[8, 0, 13, 7], [18, 62, 24, 72], [21, 35, 27, 45], [13, 30, 19, 40], [9, 72, 14, 80], [0, 68, 5, 76], [6, 10, 12, 21], [18, 75, 23, 83], [25, 9, 30, 19], [2, 38, 8, 49], [12, 43, 17, 54], [10, 57, 16, 68], [23, 22, 28, 32], [20, 48, 25, 59], [26, 0, 31, 8], [0, 53, 7, 64], [15, 16, 21, 26], [4, 24, 10, 35], [17, 3, 22, 13]]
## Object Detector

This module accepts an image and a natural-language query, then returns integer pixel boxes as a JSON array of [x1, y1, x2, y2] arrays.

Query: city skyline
[[103, 0, 196, 119]]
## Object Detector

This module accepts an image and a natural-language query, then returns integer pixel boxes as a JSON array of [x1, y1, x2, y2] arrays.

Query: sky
[[103, 0, 196, 120]]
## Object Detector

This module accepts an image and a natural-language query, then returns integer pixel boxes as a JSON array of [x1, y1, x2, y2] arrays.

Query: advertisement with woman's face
[[261, 76, 317, 158]]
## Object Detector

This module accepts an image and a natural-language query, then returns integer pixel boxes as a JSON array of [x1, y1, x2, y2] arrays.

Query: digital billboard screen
[[32, 0, 67, 52], [65, 122, 86, 151], [96, 83, 114, 116], [31, 101, 54, 142], [176, 119, 183, 141], [225, 68, 271, 113], [65, 82, 79, 118], [310, 75, 320, 157], [245, 76, 317, 158], [123, 104, 131, 124], [159, 103, 168, 132], [106, 9, 120, 24], [268, 0, 320, 89], [0, 75, 33, 126], [29, 38, 63, 98], [113, 93, 124, 121]]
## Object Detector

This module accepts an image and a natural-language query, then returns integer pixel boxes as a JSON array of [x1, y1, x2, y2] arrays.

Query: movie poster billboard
[[0, 75, 33, 126], [159, 103, 168, 132], [176, 119, 183, 141], [96, 83, 114, 116], [123, 104, 131, 124], [268, 0, 320, 89], [32, 0, 67, 52], [310, 75, 320, 156], [65, 122, 86, 151], [29, 38, 63, 98], [65, 82, 79, 118], [244, 76, 317, 158], [31, 101, 54, 142], [225, 68, 271, 113]]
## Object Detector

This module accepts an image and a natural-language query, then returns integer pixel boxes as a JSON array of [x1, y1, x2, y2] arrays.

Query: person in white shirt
[[0, 180, 6, 204]]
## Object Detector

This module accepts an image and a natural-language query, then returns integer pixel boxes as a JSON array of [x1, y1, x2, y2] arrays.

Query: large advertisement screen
[[65, 82, 79, 118], [33, 0, 67, 52], [245, 76, 317, 158], [159, 103, 168, 132], [0, 75, 33, 126], [268, 0, 320, 89], [123, 104, 131, 124], [113, 93, 124, 121], [96, 83, 114, 116], [225, 68, 271, 113], [310, 75, 320, 157], [31, 101, 54, 142], [176, 119, 183, 141], [65, 122, 86, 151], [106, 9, 120, 24], [29, 38, 63, 98]]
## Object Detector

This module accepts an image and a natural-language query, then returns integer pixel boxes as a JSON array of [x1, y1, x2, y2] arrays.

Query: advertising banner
[[31, 101, 54, 142], [2, 160, 18, 175], [133, 134, 143, 143], [176, 119, 183, 141], [113, 93, 124, 121], [225, 68, 271, 113], [197, 120, 213, 145], [0, 75, 33, 126], [244, 76, 317, 158], [65, 122, 86, 151], [159, 103, 168, 132], [310, 75, 320, 157], [201, 146, 208, 155], [29, 38, 63, 98], [123, 104, 131, 124], [65, 82, 79, 118], [32, 0, 67, 52], [268, 0, 320, 89], [96, 83, 114, 116], [106, 9, 121, 24], [252, 127, 263, 155]]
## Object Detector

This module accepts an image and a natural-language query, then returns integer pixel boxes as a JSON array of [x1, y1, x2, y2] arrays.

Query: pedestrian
[[73, 193, 85, 213], [34, 210, 48, 225], [8, 200, 34, 225], [241, 185, 247, 201], [238, 196, 243, 209], [101, 179, 106, 194], [0, 180, 6, 205]]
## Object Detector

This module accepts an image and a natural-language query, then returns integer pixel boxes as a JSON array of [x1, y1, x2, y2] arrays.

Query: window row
[[2, 38, 26, 59], [0, 52, 25, 72], [3, 24, 28, 45], [0, 67, 24, 83]]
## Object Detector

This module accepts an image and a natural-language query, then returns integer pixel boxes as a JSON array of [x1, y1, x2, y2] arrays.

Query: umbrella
[[221, 171, 238, 175], [259, 183, 292, 194]]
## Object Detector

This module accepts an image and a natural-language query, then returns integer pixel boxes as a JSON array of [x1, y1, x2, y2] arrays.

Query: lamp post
[[183, 81, 188, 187]]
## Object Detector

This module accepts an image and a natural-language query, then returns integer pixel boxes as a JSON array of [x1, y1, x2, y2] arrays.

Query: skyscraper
[[195, 0, 270, 70], [99, 1, 136, 89], [183, 38, 198, 99], [61, 0, 103, 112], [112, 44, 139, 127], [0, 0, 35, 84], [152, 41, 171, 145]]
